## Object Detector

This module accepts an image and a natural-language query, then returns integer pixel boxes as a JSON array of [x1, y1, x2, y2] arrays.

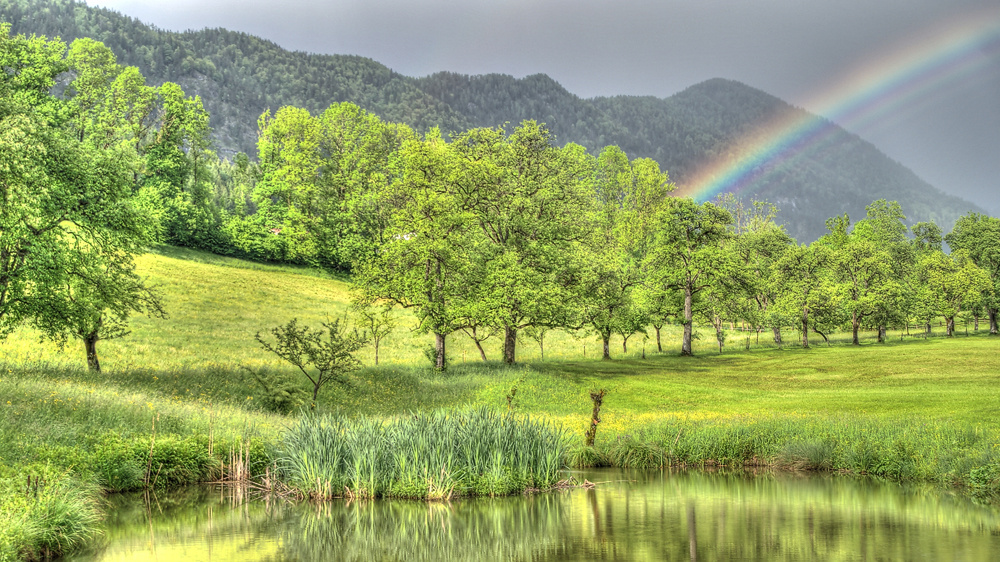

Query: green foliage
[[967, 463, 1000, 497], [582, 146, 673, 359], [564, 443, 609, 468], [648, 198, 734, 355], [945, 212, 1000, 333], [605, 434, 668, 469]]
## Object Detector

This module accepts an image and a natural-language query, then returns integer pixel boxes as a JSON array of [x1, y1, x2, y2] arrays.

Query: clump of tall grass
[[775, 440, 835, 471], [564, 444, 609, 468], [606, 434, 668, 469], [0, 465, 102, 561], [278, 407, 567, 500]]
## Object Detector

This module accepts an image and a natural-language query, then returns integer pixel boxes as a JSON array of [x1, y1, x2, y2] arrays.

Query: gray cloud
[[87, 0, 1000, 212]]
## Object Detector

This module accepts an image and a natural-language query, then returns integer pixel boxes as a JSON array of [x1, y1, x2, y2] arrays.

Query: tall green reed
[[279, 406, 568, 500]]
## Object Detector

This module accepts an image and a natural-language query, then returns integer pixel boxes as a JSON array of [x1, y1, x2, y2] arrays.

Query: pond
[[67, 469, 1000, 561]]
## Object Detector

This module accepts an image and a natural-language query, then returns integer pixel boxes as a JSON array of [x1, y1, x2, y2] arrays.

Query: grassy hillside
[[3, 245, 999, 423]]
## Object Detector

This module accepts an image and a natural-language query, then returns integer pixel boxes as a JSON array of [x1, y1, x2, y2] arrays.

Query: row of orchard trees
[[0, 26, 219, 370], [248, 101, 1000, 366]]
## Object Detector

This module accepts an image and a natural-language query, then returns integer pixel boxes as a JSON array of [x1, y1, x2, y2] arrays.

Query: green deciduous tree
[[449, 122, 594, 364], [581, 146, 673, 360], [916, 250, 991, 337], [255, 317, 364, 408], [720, 196, 793, 344], [246, 103, 413, 269], [772, 242, 833, 348], [33, 251, 165, 372], [648, 198, 733, 356], [850, 200, 915, 342], [352, 129, 469, 369], [946, 213, 1000, 334], [0, 25, 154, 354], [142, 81, 217, 248], [821, 214, 904, 346], [354, 302, 395, 366]]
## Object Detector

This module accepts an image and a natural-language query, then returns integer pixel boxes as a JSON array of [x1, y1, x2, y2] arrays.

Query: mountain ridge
[[0, 0, 985, 241]]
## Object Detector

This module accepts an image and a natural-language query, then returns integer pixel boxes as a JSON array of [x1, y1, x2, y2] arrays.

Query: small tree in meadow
[[355, 303, 395, 366], [255, 318, 364, 409]]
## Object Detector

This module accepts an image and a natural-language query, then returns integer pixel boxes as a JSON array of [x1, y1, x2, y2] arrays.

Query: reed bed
[[567, 414, 1000, 493], [279, 407, 567, 500]]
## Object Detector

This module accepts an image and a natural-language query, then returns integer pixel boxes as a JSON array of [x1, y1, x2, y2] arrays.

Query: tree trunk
[[974, 315, 980, 331], [602, 334, 611, 361], [801, 307, 809, 349], [622, 336, 628, 354], [852, 314, 860, 345], [814, 328, 830, 346], [926, 322, 932, 337], [84, 334, 101, 373], [681, 286, 693, 356], [434, 332, 446, 370], [584, 389, 606, 447], [503, 326, 517, 364], [374, 340, 380, 366], [946, 317, 955, 337], [877, 326, 886, 343], [990, 308, 998, 335], [712, 315, 723, 354], [474, 339, 488, 362], [772, 327, 782, 345], [654, 325, 662, 352]]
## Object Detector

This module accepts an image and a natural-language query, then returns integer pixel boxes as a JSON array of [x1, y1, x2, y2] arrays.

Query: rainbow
[[675, 7, 1000, 202]]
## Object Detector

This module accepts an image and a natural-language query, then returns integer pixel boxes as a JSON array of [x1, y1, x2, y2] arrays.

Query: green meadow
[[2, 247, 1000, 560]]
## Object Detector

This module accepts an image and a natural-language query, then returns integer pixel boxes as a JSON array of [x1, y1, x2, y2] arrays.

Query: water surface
[[68, 469, 1000, 561]]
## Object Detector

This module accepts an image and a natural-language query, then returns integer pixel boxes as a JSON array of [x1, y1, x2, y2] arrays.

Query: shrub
[[89, 435, 145, 491], [967, 463, 1000, 497], [140, 435, 218, 488], [242, 365, 307, 414]]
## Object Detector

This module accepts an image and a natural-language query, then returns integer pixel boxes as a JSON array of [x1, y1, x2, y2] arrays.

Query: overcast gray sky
[[87, 0, 1000, 212]]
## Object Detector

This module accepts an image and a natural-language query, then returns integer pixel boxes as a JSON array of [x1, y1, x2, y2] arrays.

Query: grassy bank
[[2, 246, 1000, 558], [0, 361, 281, 561]]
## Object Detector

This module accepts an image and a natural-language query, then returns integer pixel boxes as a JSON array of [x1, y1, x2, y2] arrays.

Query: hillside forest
[[0, 0, 984, 243], [2, 25, 999, 375]]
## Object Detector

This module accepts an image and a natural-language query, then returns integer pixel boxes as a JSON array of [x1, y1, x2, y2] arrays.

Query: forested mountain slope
[[0, 0, 473, 156], [1, 0, 983, 241]]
